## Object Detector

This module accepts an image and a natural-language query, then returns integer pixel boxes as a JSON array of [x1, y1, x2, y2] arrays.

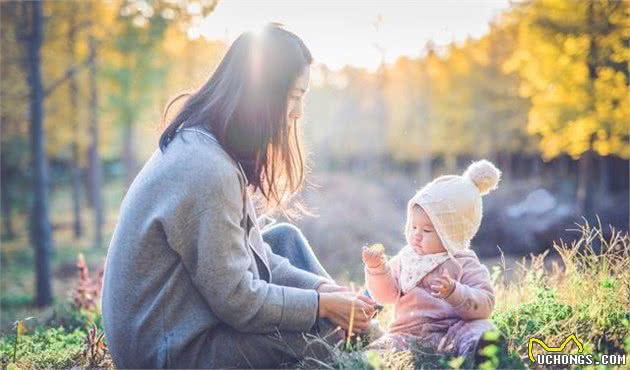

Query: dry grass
[[296, 219, 629, 369]]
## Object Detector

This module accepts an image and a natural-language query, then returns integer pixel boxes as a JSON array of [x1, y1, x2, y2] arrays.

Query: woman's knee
[[263, 222, 304, 244]]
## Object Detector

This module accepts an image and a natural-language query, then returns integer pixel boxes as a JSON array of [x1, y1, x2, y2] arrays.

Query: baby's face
[[407, 206, 446, 255]]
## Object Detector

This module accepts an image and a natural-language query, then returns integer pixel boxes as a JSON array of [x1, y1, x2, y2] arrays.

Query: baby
[[362, 160, 501, 356]]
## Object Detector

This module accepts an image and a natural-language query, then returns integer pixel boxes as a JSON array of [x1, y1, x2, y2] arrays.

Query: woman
[[101, 24, 376, 369]]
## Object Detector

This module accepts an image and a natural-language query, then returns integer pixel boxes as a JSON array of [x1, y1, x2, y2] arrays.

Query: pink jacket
[[365, 248, 495, 354]]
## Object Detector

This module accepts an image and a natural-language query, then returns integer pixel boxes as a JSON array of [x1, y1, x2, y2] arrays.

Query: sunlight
[[197, 0, 511, 71], [4, 1, 628, 368]]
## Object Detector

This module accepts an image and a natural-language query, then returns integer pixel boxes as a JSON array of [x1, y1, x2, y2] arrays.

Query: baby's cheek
[[435, 238, 448, 252]]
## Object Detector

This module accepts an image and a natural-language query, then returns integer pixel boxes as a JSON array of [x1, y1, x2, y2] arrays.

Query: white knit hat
[[406, 160, 501, 256]]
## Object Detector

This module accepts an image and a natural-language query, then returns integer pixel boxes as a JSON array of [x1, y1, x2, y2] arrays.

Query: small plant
[[81, 324, 109, 369], [0, 326, 85, 369], [10, 317, 32, 365], [73, 253, 104, 312]]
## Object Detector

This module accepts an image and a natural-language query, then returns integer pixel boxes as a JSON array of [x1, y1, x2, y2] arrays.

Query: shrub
[[0, 326, 85, 369], [492, 219, 629, 368]]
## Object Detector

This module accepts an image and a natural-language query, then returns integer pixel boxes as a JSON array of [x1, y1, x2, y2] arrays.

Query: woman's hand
[[316, 282, 349, 293], [318, 292, 376, 334], [430, 270, 455, 299], [362, 246, 385, 268]]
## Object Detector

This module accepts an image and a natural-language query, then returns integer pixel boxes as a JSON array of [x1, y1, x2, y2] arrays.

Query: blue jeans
[[262, 222, 333, 281], [204, 223, 340, 369], [264, 223, 381, 310]]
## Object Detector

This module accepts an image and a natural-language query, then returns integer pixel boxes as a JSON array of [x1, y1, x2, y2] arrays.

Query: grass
[[294, 219, 629, 370], [0, 180, 122, 332], [1, 185, 628, 370], [491, 219, 629, 367], [0, 304, 112, 370]]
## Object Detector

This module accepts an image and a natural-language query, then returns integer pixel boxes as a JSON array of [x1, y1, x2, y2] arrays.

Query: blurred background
[[1, 0, 628, 331]]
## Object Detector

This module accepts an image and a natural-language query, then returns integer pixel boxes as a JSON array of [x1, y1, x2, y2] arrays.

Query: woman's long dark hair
[[159, 24, 312, 211]]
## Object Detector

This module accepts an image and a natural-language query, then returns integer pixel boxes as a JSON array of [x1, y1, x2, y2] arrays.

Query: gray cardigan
[[101, 128, 327, 368]]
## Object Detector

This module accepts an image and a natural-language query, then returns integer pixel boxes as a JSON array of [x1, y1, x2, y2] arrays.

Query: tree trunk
[[576, 151, 593, 215], [489, 147, 499, 174], [84, 164, 93, 208], [68, 9, 82, 239], [123, 121, 137, 187], [419, 156, 432, 184], [1, 4, 17, 241], [87, 17, 103, 249], [418, 108, 432, 180], [532, 156, 542, 179], [25, 0, 53, 306], [557, 155, 570, 179], [374, 63, 388, 174], [598, 155, 610, 193], [71, 145, 82, 238], [576, 1, 597, 216], [554, 155, 572, 196], [499, 151, 512, 182], [512, 154, 520, 179], [444, 153, 457, 173], [0, 157, 16, 240]]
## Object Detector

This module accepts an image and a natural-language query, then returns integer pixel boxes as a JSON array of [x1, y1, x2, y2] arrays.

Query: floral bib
[[398, 246, 449, 294]]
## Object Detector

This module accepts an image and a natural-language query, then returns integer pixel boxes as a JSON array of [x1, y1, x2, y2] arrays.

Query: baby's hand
[[362, 244, 386, 268], [430, 270, 455, 298]]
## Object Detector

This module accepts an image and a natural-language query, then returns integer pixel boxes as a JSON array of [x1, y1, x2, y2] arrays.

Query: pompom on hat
[[406, 159, 501, 256]]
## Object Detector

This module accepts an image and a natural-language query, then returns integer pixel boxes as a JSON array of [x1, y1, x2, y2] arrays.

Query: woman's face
[[287, 67, 310, 122]]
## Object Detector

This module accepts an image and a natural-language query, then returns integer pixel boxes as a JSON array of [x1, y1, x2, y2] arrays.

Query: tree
[[41, 0, 110, 248], [68, 10, 84, 239], [104, 0, 218, 187], [0, 1, 30, 240], [505, 0, 629, 212], [382, 29, 531, 178], [383, 51, 436, 178], [23, 0, 54, 307], [447, 20, 532, 178], [87, 1, 104, 249]]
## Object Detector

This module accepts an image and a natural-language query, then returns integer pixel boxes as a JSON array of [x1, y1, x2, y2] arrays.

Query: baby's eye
[[423, 229, 432, 233]]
